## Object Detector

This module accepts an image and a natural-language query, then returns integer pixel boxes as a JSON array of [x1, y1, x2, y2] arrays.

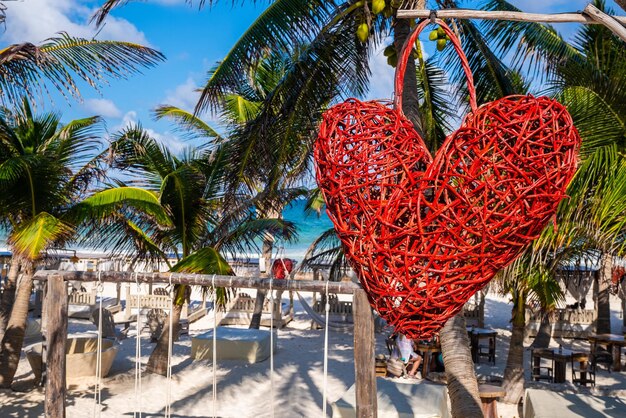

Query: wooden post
[[353, 289, 377, 418], [45, 275, 67, 418]]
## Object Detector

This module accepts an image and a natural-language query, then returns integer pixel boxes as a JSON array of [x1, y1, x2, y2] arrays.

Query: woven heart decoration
[[314, 19, 581, 339]]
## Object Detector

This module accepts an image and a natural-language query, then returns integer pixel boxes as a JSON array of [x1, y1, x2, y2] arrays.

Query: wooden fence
[[32, 270, 374, 418]]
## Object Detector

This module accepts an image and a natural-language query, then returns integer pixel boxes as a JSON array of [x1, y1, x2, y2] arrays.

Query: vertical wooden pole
[[45, 275, 67, 418], [353, 289, 377, 418]]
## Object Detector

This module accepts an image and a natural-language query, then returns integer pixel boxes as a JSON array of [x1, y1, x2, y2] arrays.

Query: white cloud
[[365, 42, 395, 101], [162, 77, 201, 111], [115, 111, 189, 154], [83, 98, 122, 118], [1, 0, 149, 45]]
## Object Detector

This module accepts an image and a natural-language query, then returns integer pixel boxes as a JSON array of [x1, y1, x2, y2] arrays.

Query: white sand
[[0, 284, 624, 418]]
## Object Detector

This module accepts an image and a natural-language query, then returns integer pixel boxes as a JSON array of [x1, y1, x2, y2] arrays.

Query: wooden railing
[[33, 270, 371, 418]]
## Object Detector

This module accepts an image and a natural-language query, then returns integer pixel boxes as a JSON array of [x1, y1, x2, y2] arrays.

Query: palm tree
[[0, 99, 168, 387], [93, 1, 609, 413], [105, 126, 296, 375], [483, 0, 626, 403], [197, 3, 519, 414]]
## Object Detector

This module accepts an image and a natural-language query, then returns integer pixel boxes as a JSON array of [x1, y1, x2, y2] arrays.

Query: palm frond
[[481, 0, 582, 80], [556, 86, 625, 155], [153, 105, 225, 143], [0, 33, 165, 107], [70, 186, 172, 226], [10, 211, 73, 259]]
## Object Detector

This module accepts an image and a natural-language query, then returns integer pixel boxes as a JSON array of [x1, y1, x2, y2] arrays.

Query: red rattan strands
[[314, 19, 581, 339]]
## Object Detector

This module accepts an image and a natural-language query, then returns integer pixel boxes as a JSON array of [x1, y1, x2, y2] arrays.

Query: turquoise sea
[[281, 199, 334, 260], [0, 199, 335, 262]]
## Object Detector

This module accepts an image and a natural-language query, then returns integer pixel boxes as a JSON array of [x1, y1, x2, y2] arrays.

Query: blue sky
[[1, 0, 624, 152]]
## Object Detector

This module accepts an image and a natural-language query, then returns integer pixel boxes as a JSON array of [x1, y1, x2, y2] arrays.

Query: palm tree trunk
[[502, 291, 526, 405], [617, 0, 626, 13], [146, 301, 182, 376], [0, 257, 21, 341], [531, 311, 552, 348], [393, 17, 424, 139], [249, 236, 272, 329], [0, 261, 34, 388], [440, 313, 483, 418], [594, 253, 611, 334]]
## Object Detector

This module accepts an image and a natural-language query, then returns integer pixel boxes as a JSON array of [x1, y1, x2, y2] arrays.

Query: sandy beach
[[0, 283, 624, 418]]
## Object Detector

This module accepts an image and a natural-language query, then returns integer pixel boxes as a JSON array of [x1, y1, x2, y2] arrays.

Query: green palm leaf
[[9, 212, 73, 259], [0, 33, 164, 106], [153, 105, 225, 143], [71, 186, 172, 226], [196, 0, 337, 112]]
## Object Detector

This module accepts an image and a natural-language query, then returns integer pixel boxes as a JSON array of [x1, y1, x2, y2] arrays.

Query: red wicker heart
[[314, 19, 581, 339]]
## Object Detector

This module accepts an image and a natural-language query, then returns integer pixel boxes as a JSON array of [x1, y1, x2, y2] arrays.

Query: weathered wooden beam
[[584, 3, 626, 42], [353, 289, 377, 418], [33, 270, 361, 294], [396, 8, 626, 25], [45, 275, 67, 418]]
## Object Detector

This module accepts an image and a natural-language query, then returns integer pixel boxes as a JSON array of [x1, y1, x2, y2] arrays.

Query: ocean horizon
[[0, 199, 335, 263]]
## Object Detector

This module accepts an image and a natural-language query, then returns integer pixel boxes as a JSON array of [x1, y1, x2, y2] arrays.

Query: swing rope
[[211, 273, 217, 418], [133, 272, 143, 418], [322, 278, 330, 418], [269, 266, 275, 418], [93, 271, 103, 417], [165, 273, 174, 418]]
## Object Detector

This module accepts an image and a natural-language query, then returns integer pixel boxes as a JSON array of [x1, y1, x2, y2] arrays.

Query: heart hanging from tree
[[314, 19, 580, 339]]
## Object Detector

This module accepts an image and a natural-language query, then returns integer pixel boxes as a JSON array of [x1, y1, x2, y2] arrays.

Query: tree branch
[[584, 4, 626, 42]]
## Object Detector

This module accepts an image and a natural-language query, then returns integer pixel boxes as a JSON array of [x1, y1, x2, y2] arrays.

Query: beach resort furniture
[[462, 294, 485, 328], [26, 336, 118, 385], [525, 307, 596, 338], [331, 378, 451, 418], [478, 384, 506, 418], [415, 340, 441, 380], [523, 388, 623, 417], [67, 286, 121, 319], [529, 348, 554, 382], [588, 333, 625, 372], [467, 327, 497, 364], [311, 293, 354, 327], [123, 285, 207, 336], [531, 347, 588, 383], [571, 352, 595, 387], [218, 291, 293, 328], [190, 327, 277, 363]]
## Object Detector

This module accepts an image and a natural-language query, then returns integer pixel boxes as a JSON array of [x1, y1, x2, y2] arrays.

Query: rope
[[93, 271, 103, 418], [269, 268, 275, 418], [322, 279, 330, 418], [133, 272, 142, 418], [165, 273, 174, 418], [212, 273, 217, 418]]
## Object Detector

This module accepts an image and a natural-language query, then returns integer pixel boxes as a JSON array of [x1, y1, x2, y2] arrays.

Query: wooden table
[[415, 342, 441, 380], [532, 348, 585, 383], [478, 384, 506, 418], [467, 327, 497, 364], [588, 334, 626, 372]]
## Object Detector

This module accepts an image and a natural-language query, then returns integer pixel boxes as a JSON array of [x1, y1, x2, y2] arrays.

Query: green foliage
[[10, 212, 72, 259], [0, 33, 164, 107]]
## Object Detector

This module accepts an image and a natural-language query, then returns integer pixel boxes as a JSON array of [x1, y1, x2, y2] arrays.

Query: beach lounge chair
[[218, 291, 293, 328], [68, 285, 121, 319]]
